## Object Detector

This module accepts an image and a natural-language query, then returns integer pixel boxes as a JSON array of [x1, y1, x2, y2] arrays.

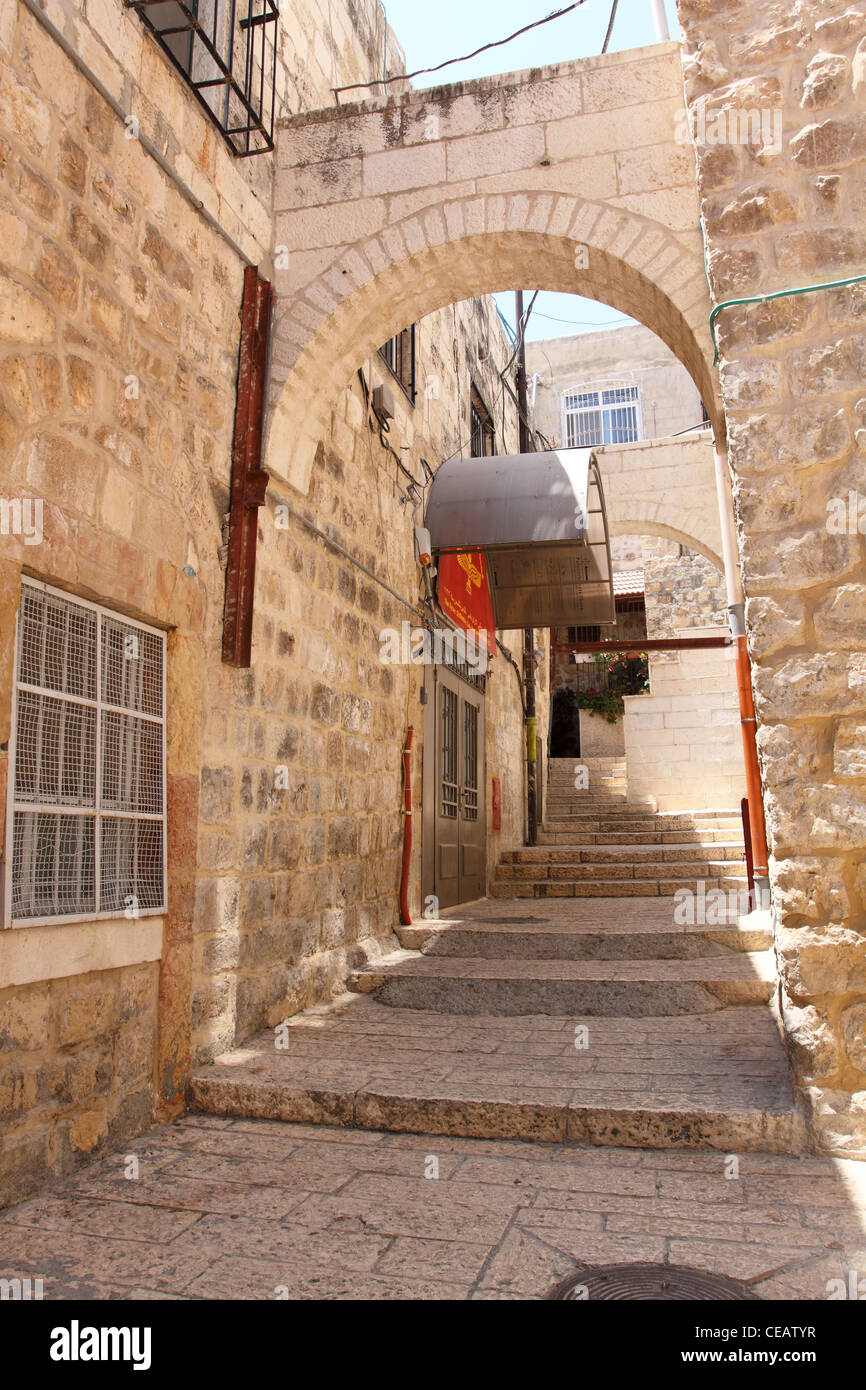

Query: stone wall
[[623, 638, 747, 811], [526, 322, 705, 447], [579, 709, 626, 758], [0, 0, 526, 1202], [0, 962, 157, 1206], [643, 538, 729, 639], [676, 0, 866, 1152], [597, 436, 724, 565], [191, 294, 524, 1066]]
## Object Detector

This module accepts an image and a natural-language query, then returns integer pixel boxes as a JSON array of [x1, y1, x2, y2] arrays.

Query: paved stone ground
[[0, 1115, 865, 1299], [3, 896, 862, 1300]]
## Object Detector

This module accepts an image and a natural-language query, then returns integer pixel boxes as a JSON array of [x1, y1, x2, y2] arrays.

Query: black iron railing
[[126, 0, 279, 155]]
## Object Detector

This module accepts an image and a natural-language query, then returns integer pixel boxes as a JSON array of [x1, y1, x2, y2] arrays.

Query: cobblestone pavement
[[1, 1115, 864, 1300]]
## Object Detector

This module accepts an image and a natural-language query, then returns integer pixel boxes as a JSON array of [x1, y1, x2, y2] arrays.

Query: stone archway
[[266, 42, 718, 493]]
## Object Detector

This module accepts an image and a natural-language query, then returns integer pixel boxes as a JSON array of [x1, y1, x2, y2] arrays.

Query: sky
[[380, 0, 681, 340]]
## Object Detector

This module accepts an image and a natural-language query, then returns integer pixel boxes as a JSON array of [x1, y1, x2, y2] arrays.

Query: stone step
[[348, 950, 774, 1016], [548, 795, 629, 803], [189, 997, 804, 1154], [546, 793, 632, 803], [548, 772, 627, 781], [540, 816, 743, 834], [547, 773, 627, 782], [538, 829, 743, 844], [496, 859, 746, 881], [543, 816, 738, 828], [548, 758, 625, 771], [491, 875, 749, 898], [545, 809, 740, 820], [501, 843, 746, 864], [548, 772, 626, 780], [397, 918, 772, 959]]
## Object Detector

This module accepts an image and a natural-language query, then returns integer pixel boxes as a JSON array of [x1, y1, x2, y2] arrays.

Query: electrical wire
[[500, 291, 539, 379], [333, 2, 590, 97], [272, 493, 422, 615], [497, 639, 527, 716], [601, 0, 619, 52], [530, 308, 634, 328], [357, 366, 430, 496]]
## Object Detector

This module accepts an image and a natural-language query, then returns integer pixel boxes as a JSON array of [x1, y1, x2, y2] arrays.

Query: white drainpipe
[[651, 0, 670, 42]]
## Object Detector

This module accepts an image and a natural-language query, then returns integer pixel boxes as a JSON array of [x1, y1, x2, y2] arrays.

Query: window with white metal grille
[[562, 384, 642, 448], [3, 581, 167, 927]]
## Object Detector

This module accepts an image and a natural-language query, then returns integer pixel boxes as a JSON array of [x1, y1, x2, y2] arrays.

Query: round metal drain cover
[[547, 1263, 759, 1301]]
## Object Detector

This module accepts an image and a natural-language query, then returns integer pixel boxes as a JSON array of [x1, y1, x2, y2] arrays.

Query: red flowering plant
[[572, 649, 650, 723]]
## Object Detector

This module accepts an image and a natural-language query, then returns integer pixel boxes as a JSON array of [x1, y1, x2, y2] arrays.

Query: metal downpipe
[[713, 446, 770, 905]]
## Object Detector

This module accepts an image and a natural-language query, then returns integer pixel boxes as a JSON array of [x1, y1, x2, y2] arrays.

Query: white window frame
[[562, 382, 643, 448], [2, 579, 167, 929]]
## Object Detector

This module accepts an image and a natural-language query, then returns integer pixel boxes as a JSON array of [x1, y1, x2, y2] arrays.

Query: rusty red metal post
[[222, 264, 274, 668]]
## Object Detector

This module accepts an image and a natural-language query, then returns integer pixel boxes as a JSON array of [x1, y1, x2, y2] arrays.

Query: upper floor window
[[126, 0, 278, 155], [563, 384, 642, 448], [470, 385, 495, 458], [379, 325, 416, 404], [3, 581, 166, 926]]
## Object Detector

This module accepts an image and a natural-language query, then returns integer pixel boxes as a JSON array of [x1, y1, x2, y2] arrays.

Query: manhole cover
[[547, 1263, 759, 1301]]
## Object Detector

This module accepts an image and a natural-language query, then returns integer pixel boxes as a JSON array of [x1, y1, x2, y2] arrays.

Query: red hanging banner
[[437, 551, 497, 656]]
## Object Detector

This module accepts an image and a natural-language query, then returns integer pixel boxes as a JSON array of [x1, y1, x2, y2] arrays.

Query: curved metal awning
[[425, 448, 615, 631]]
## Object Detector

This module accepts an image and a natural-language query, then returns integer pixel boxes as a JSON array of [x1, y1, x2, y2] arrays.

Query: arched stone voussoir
[[609, 517, 725, 573], [265, 193, 718, 496]]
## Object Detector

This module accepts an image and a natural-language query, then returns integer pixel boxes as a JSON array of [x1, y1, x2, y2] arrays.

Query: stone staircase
[[496, 756, 750, 898], [190, 766, 803, 1156]]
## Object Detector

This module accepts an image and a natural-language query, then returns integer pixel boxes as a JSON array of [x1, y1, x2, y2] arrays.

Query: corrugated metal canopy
[[426, 448, 615, 631]]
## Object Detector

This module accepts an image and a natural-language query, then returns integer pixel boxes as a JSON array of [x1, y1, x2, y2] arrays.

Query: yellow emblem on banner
[[457, 552, 483, 595]]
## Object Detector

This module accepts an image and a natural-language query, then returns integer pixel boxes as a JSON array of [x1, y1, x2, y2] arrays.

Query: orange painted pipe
[[399, 727, 414, 926], [734, 636, 769, 878]]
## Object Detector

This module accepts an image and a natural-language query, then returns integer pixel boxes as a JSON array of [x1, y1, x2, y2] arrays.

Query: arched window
[[562, 383, 642, 448]]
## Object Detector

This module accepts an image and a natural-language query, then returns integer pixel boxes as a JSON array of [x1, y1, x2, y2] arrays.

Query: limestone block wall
[[580, 710, 626, 757], [643, 538, 729, 638], [598, 435, 723, 566], [526, 322, 705, 446], [623, 638, 747, 811], [190, 292, 525, 1066], [676, 0, 866, 1152], [0, 961, 158, 1207], [0, 0, 409, 1203]]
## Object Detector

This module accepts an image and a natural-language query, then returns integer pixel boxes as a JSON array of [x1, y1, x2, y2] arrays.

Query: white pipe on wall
[[651, 0, 671, 42]]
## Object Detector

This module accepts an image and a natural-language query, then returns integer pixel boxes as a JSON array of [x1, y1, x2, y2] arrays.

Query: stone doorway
[[423, 658, 487, 912]]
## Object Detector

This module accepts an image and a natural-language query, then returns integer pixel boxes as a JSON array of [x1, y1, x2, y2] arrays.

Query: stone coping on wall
[[279, 40, 683, 129], [0, 917, 163, 989]]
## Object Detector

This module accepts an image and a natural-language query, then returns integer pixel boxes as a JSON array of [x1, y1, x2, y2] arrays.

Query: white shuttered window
[[3, 580, 166, 926]]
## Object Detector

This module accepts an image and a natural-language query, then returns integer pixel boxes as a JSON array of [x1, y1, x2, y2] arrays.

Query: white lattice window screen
[[563, 384, 642, 448], [3, 581, 166, 926]]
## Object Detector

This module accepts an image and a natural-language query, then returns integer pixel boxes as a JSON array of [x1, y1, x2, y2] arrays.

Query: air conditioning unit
[[372, 384, 395, 423]]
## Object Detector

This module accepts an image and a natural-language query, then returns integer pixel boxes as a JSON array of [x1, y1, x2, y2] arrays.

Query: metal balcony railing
[[126, 0, 279, 155]]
